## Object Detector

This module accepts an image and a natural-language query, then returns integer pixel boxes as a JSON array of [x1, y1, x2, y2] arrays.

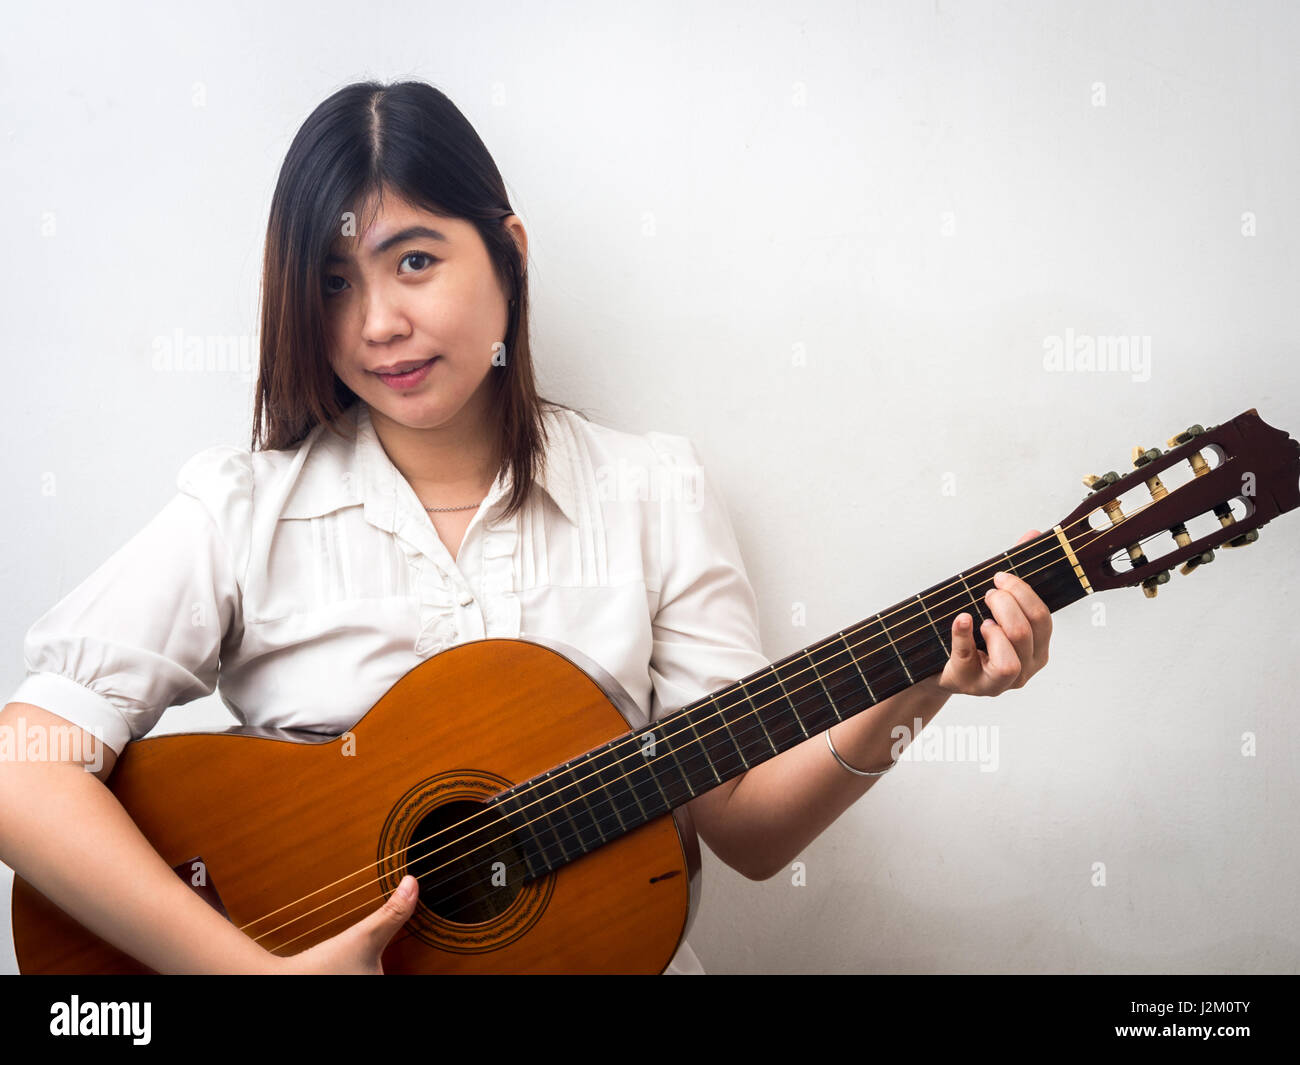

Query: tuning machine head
[[1166, 424, 1206, 448], [1140, 569, 1171, 598], [1082, 471, 1120, 492]]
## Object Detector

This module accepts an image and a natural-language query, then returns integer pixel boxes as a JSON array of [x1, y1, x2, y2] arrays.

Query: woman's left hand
[[933, 529, 1053, 697]]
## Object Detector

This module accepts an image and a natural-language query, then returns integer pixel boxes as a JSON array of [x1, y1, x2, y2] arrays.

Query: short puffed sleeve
[[645, 433, 769, 724], [6, 445, 252, 756]]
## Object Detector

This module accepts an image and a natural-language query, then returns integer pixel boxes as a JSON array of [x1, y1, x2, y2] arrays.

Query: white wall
[[1, 0, 1296, 974]]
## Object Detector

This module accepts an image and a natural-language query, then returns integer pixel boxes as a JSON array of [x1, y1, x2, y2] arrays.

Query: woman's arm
[[0, 701, 416, 974], [687, 538, 1052, 881], [0, 702, 286, 973]]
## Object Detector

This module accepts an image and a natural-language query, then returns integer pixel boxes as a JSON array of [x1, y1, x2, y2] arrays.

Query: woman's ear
[[502, 214, 528, 267]]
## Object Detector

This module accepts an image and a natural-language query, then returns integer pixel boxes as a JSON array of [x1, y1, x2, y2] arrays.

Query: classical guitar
[[12, 409, 1300, 973]]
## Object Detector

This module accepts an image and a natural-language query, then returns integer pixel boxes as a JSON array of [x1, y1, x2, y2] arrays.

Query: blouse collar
[[279, 401, 581, 528]]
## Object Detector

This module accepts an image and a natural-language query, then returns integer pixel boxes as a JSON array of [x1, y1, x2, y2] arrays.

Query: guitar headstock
[[1058, 409, 1300, 596]]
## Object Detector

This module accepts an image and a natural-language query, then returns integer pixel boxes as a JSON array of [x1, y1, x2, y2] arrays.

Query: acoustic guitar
[[12, 408, 1299, 973]]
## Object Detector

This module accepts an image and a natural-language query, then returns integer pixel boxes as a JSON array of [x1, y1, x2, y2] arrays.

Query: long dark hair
[[251, 79, 576, 520]]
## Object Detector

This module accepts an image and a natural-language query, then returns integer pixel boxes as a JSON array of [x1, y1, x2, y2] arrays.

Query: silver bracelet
[[825, 729, 895, 777]]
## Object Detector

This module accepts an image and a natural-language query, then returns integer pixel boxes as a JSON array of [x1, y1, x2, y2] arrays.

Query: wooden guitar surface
[[12, 638, 698, 974]]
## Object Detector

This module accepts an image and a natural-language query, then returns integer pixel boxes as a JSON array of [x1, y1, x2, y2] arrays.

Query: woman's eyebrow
[[326, 225, 450, 264]]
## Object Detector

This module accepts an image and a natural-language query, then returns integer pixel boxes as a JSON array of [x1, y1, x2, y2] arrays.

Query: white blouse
[[8, 400, 770, 974]]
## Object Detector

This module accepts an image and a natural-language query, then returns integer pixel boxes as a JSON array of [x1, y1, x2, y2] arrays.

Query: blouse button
[[458, 589, 474, 606]]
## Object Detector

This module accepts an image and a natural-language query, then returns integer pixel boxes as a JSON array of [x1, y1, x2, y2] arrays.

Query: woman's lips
[[372, 357, 437, 389]]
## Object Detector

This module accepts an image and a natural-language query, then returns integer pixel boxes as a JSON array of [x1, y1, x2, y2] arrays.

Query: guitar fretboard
[[493, 529, 1088, 879]]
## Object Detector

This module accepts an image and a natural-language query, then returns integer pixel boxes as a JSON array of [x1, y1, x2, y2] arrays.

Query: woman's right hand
[[273, 875, 420, 974]]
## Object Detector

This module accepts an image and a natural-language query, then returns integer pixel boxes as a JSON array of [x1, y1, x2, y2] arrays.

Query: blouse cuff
[[6, 671, 134, 757]]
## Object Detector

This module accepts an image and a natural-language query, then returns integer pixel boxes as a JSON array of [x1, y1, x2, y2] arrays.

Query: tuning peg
[[1082, 471, 1120, 492], [1224, 529, 1259, 549], [1131, 444, 1171, 506], [1179, 549, 1215, 575], [1166, 424, 1205, 448], [1085, 487, 1152, 570], [1163, 518, 1215, 574], [1212, 501, 1245, 541], [1140, 570, 1171, 598]]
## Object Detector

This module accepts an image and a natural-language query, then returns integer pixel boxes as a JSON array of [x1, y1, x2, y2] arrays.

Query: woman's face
[[322, 191, 526, 436]]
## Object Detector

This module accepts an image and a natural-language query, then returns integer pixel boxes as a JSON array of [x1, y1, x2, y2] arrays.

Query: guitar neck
[[494, 529, 1090, 878]]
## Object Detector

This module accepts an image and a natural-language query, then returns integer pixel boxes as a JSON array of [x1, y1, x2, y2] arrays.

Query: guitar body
[[12, 637, 700, 974]]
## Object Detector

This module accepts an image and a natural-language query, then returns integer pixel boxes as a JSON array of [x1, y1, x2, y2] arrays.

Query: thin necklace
[[422, 499, 484, 512]]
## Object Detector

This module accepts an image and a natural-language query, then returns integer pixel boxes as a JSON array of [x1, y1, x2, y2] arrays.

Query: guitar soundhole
[[406, 799, 526, 924], [380, 769, 554, 953]]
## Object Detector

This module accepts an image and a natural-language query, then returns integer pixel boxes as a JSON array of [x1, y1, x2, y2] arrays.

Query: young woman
[[0, 80, 1053, 974]]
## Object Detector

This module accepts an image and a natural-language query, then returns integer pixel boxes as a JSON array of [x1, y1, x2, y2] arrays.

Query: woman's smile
[[371, 356, 440, 389]]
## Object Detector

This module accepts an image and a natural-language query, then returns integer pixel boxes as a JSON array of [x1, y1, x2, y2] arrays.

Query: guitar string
[[245, 496, 1195, 950], [260, 516, 1134, 950], [402, 491, 1235, 934], [256, 492, 1221, 951], [248, 494, 1210, 949], [269, 501, 1238, 950], [247, 526, 1083, 949]]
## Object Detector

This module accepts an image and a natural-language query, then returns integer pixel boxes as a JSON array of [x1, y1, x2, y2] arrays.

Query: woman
[[0, 80, 1052, 974]]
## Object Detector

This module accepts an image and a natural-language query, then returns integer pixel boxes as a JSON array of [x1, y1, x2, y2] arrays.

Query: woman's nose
[[360, 289, 411, 344]]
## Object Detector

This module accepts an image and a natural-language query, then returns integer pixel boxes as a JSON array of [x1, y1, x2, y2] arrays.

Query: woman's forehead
[[327, 195, 463, 260]]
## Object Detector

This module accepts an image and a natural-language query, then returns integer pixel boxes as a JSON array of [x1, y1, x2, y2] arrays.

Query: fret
[[491, 791, 544, 882], [554, 762, 605, 853], [738, 676, 774, 759], [645, 715, 704, 803], [634, 727, 673, 806], [585, 743, 632, 834], [902, 582, 961, 680], [806, 650, 847, 733], [877, 611, 915, 685], [1017, 533, 1089, 613], [682, 712, 723, 787], [554, 763, 605, 857], [644, 727, 696, 807], [748, 670, 782, 757], [623, 729, 671, 819], [956, 570, 988, 625], [788, 652, 819, 738], [652, 725, 698, 806], [570, 763, 612, 849], [768, 659, 814, 750], [915, 593, 951, 656], [840, 630, 877, 702], [536, 771, 575, 864], [690, 694, 749, 782], [1001, 550, 1021, 578], [521, 773, 567, 869], [710, 687, 753, 770]]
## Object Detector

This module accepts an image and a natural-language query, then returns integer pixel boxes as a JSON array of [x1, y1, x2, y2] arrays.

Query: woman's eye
[[400, 251, 437, 273], [322, 253, 435, 298]]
